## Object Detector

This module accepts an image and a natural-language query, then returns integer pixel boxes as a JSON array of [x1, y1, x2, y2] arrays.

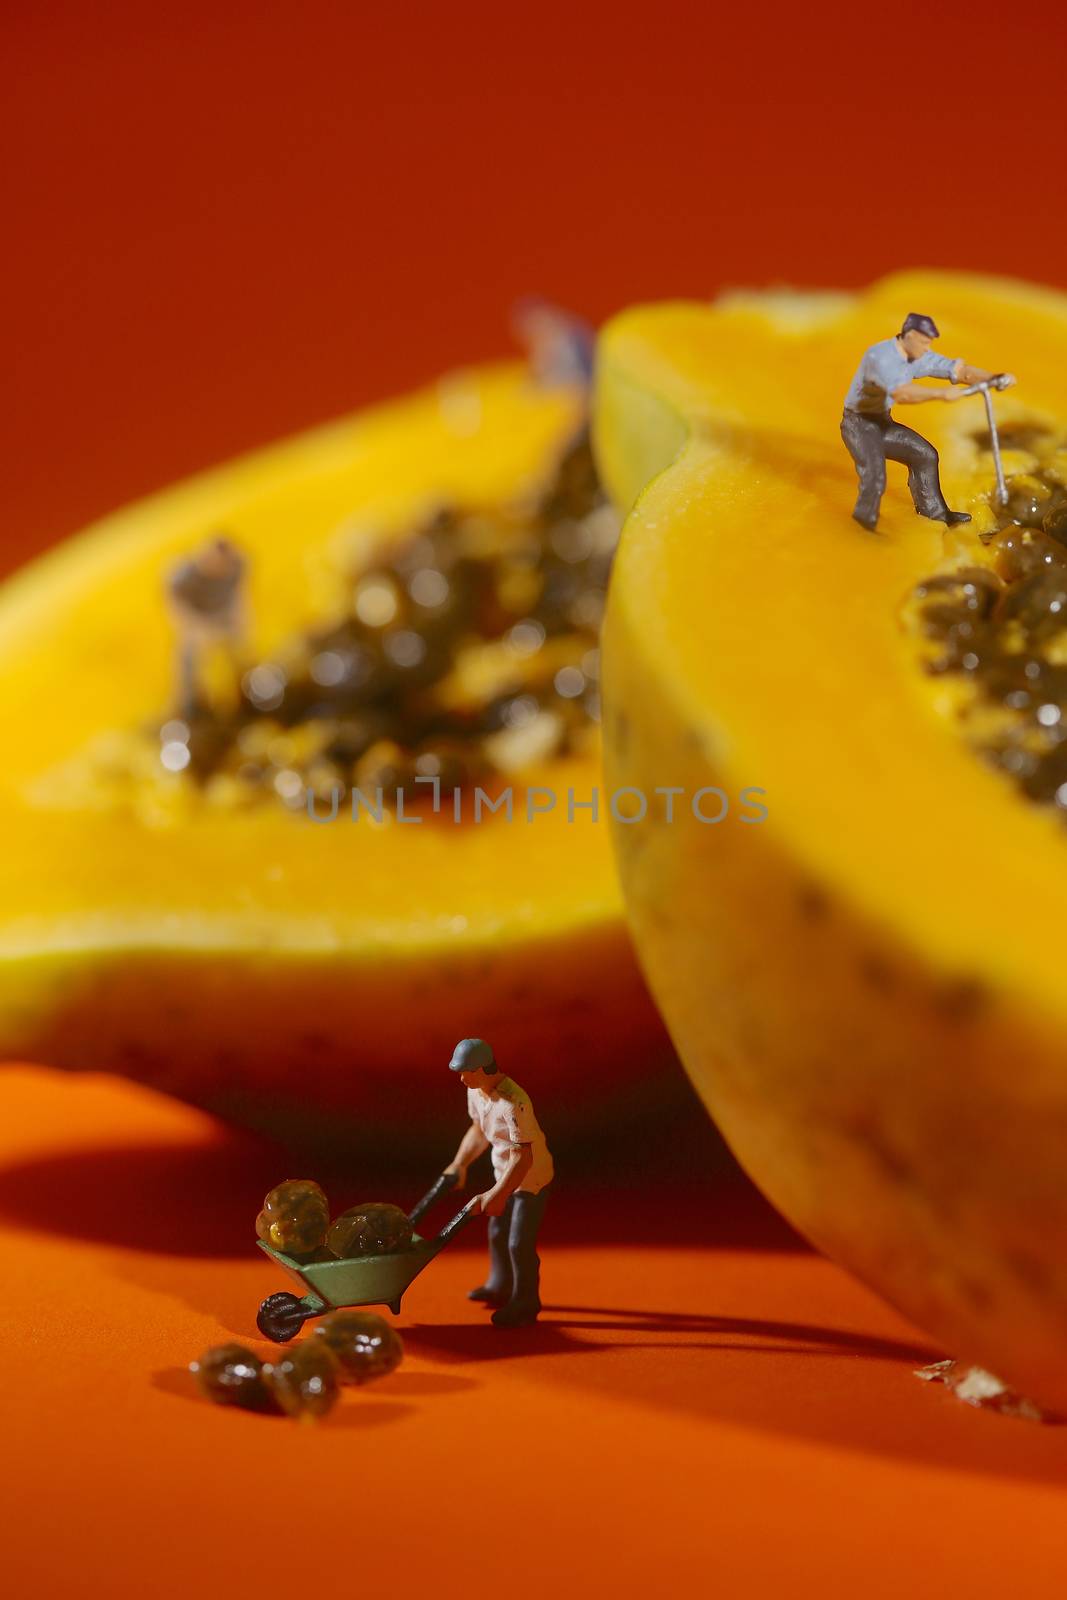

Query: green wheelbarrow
[[255, 1172, 475, 1342]]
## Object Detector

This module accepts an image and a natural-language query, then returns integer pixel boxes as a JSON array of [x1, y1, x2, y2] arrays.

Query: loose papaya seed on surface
[[263, 1341, 341, 1421], [313, 1310, 404, 1386], [190, 1343, 276, 1412]]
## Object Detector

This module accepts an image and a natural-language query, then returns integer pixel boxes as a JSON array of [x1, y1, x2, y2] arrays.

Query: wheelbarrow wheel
[[256, 1291, 319, 1343]]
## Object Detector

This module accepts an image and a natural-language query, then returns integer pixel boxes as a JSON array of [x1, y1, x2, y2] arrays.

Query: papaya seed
[[190, 1343, 276, 1413]]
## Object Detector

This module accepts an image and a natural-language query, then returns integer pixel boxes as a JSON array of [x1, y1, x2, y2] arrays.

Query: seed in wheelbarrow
[[325, 1200, 414, 1258], [263, 1341, 341, 1421], [255, 1178, 330, 1257], [314, 1310, 405, 1386], [190, 1343, 275, 1412]]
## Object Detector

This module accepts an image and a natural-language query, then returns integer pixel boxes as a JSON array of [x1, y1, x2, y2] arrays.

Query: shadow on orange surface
[[400, 1314, 1067, 1487], [405, 1308, 934, 1365], [146, 1285, 1067, 1486], [0, 1093, 804, 1256]]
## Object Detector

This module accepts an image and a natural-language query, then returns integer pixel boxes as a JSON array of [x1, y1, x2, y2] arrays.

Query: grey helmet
[[448, 1037, 497, 1073]]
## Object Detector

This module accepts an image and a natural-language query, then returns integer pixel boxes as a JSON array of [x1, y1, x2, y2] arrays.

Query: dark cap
[[900, 312, 940, 339], [449, 1037, 497, 1073]]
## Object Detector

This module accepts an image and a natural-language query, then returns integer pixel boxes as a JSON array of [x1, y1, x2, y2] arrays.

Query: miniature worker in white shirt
[[443, 1037, 554, 1328], [511, 296, 595, 394]]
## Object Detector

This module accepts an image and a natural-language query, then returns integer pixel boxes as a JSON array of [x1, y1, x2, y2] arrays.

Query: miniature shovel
[[957, 372, 1017, 506]]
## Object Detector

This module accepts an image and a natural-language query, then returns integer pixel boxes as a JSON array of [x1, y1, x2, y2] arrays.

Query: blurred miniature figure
[[165, 535, 247, 714], [841, 312, 1007, 532], [443, 1036, 554, 1327], [512, 295, 596, 393]]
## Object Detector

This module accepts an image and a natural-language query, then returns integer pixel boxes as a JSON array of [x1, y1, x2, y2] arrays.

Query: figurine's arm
[[891, 379, 968, 404], [477, 1144, 534, 1215], [444, 1121, 490, 1189], [952, 361, 995, 386], [893, 358, 995, 404]]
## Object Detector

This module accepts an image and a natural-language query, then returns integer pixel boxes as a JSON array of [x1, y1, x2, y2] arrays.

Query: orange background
[[5, 3, 1067, 1594]]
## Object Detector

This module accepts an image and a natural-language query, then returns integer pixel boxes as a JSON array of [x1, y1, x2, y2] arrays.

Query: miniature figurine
[[165, 534, 247, 715], [841, 312, 1006, 532], [443, 1037, 554, 1327], [512, 295, 595, 394]]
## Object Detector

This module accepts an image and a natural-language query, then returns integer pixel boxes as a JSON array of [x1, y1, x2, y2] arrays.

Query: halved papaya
[[0, 363, 670, 1142], [596, 271, 1067, 1410]]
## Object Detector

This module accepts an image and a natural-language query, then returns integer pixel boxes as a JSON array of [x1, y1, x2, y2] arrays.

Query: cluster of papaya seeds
[[190, 1309, 404, 1421], [173, 429, 615, 810]]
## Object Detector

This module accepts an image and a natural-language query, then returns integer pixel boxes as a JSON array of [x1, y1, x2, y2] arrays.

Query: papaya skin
[[596, 271, 1067, 1412], [0, 364, 670, 1140]]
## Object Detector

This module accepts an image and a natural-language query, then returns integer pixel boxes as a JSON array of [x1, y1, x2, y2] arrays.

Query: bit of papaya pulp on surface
[[0, 365, 671, 1136], [914, 1358, 1059, 1423], [595, 270, 1067, 1414]]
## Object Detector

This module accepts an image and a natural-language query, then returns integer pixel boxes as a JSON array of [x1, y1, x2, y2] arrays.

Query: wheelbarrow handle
[[408, 1169, 459, 1225], [431, 1198, 481, 1253]]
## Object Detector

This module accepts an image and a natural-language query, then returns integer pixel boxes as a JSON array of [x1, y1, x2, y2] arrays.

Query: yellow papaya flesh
[[596, 271, 1067, 1412], [0, 365, 669, 1139]]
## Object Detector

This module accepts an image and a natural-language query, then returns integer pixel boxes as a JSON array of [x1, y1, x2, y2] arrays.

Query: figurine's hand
[[444, 1164, 467, 1192], [477, 1190, 508, 1217]]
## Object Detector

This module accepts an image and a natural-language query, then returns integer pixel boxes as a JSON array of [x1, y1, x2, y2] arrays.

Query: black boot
[[489, 1188, 550, 1329], [470, 1209, 513, 1306], [919, 506, 972, 526], [491, 1301, 540, 1328], [468, 1283, 509, 1306]]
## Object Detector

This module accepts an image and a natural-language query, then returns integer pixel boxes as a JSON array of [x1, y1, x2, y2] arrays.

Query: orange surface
[[6, 4, 1067, 1594], [4, 1063, 1067, 1596]]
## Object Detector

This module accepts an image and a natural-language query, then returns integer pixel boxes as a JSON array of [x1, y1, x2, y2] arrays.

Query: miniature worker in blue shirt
[[841, 311, 997, 531], [443, 1037, 554, 1328], [165, 534, 247, 715]]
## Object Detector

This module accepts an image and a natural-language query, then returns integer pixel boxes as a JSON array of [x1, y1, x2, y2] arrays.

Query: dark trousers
[[840, 407, 951, 526], [484, 1184, 551, 1312]]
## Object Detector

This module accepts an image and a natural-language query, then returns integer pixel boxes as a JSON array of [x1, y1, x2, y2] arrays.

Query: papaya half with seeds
[[0, 364, 670, 1141], [596, 270, 1067, 1412]]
